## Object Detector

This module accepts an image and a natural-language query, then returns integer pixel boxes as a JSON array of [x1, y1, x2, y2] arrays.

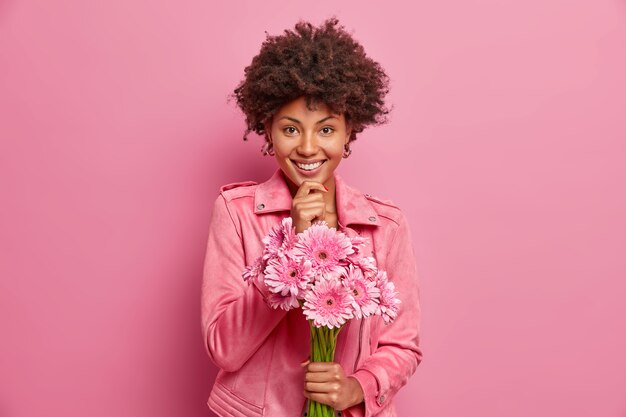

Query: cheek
[[328, 142, 346, 157], [272, 140, 292, 155]]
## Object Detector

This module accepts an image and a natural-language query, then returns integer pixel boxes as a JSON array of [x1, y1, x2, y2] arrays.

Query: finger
[[306, 362, 341, 373], [305, 371, 334, 383], [303, 391, 334, 408], [294, 199, 327, 220], [295, 206, 326, 223], [306, 366, 342, 383], [293, 191, 325, 204], [300, 359, 311, 367], [304, 381, 339, 393], [294, 181, 327, 199], [293, 201, 325, 211]]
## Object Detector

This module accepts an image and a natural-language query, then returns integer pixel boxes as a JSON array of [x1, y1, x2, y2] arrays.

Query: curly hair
[[230, 17, 392, 144]]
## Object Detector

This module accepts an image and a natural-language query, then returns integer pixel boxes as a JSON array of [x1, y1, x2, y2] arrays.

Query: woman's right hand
[[291, 181, 328, 234]]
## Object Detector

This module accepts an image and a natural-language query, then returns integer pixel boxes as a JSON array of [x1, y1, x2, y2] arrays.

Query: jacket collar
[[253, 168, 381, 228]]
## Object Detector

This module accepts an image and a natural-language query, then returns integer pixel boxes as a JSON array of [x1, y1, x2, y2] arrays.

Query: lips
[[294, 160, 325, 170]]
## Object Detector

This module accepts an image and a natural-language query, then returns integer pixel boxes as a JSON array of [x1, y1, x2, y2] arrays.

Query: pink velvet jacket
[[201, 168, 422, 417]]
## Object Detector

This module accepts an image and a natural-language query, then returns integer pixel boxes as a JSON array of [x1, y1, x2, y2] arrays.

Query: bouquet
[[242, 217, 401, 416]]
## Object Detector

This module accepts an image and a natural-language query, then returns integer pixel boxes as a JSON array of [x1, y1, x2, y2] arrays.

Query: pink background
[[1, 1, 625, 416]]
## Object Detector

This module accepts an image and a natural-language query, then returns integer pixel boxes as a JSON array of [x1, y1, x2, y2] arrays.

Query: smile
[[292, 160, 326, 171]]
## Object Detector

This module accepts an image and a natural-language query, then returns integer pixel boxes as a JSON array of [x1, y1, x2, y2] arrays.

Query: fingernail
[[323, 185, 328, 191]]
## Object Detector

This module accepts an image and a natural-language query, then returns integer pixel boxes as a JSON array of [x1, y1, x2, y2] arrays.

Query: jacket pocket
[[208, 381, 265, 417]]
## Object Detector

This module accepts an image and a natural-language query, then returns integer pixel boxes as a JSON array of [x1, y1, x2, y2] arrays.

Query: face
[[265, 96, 351, 196]]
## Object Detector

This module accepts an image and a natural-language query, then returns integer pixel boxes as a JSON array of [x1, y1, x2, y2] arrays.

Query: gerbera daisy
[[341, 264, 381, 319], [242, 256, 264, 283], [266, 292, 300, 311], [375, 270, 401, 324], [261, 216, 298, 262], [293, 222, 354, 276], [347, 255, 378, 280], [349, 234, 368, 254], [263, 254, 313, 297], [303, 278, 354, 328]]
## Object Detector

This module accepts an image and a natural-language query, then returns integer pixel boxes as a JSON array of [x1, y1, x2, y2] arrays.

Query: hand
[[291, 181, 328, 233], [301, 360, 365, 411]]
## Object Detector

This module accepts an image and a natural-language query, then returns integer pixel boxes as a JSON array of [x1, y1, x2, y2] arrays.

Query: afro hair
[[230, 16, 392, 144]]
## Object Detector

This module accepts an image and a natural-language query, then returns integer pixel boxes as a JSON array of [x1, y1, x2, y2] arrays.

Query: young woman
[[201, 17, 422, 417]]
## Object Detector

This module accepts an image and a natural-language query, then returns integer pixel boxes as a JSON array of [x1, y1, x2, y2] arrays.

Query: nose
[[296, 131, 319, 156]]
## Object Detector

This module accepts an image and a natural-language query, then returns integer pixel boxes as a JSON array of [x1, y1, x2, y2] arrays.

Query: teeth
[[295, 161, 324, 171]]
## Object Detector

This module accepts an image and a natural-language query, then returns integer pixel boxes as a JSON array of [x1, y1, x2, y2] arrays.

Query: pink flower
[[262, 216, 298, 262], [341, 264, 381, 319], [264, 254, 313, 297], [349, 234, 368, 254], [293, 221, 354, 276], [303, 278, 354, 328], [348, 255, 378, 280], [267, 292, 300, 311], [242, 256, 264, 283], [375, 270, 401, 324]]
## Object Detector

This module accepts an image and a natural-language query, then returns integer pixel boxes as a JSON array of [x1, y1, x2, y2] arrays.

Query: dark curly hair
[[230, 17, 392, 144]]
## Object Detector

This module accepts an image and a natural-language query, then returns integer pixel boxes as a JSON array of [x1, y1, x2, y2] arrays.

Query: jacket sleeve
[[346, 210, 423, 417], [200, 193, 288, 372]]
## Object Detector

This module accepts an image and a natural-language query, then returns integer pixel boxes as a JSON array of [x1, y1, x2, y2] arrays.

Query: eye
[[320, 126, 334, 135], [283, 126, 298, 136]]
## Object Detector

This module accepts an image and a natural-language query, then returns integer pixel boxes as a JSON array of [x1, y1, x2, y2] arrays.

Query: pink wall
[[1, 1, 625, 416]]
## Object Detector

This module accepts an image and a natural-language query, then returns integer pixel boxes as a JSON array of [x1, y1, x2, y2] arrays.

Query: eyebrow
[[279, 115, 337, 124]]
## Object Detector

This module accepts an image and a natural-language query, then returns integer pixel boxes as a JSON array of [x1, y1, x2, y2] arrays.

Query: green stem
[[309, 320, 314, 361], [315, 326, 323, 362], [321, 327, 328, 361], [309, 324, 346, 416]]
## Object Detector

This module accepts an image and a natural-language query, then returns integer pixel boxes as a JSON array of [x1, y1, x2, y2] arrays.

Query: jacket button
[[368, 216, 376, 222], [257, 203, 265, 210], [379, 395, 385, 403]]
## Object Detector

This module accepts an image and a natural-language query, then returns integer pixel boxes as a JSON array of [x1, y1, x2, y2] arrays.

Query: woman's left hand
[[301, 360, 365, 410]]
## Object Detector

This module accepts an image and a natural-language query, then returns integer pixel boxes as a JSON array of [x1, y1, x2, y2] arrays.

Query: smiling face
[[265, 96, 352, 196]]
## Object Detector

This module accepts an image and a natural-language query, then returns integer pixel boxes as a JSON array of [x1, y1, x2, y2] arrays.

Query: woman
[[201, 17, 422, 417]]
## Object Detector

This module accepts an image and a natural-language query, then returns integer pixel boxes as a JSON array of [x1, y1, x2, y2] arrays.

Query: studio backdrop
[[1, 1, 625, 416]]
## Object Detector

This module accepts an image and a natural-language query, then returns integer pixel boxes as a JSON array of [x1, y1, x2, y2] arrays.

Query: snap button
[[257, 203, 265, 210], [368, 216, 376, 222], [379, 395, 386, 403]]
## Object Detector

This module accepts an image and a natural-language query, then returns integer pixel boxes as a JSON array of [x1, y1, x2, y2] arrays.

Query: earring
[[342, 143, 352, 158], [261, 141, 275, 156]]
